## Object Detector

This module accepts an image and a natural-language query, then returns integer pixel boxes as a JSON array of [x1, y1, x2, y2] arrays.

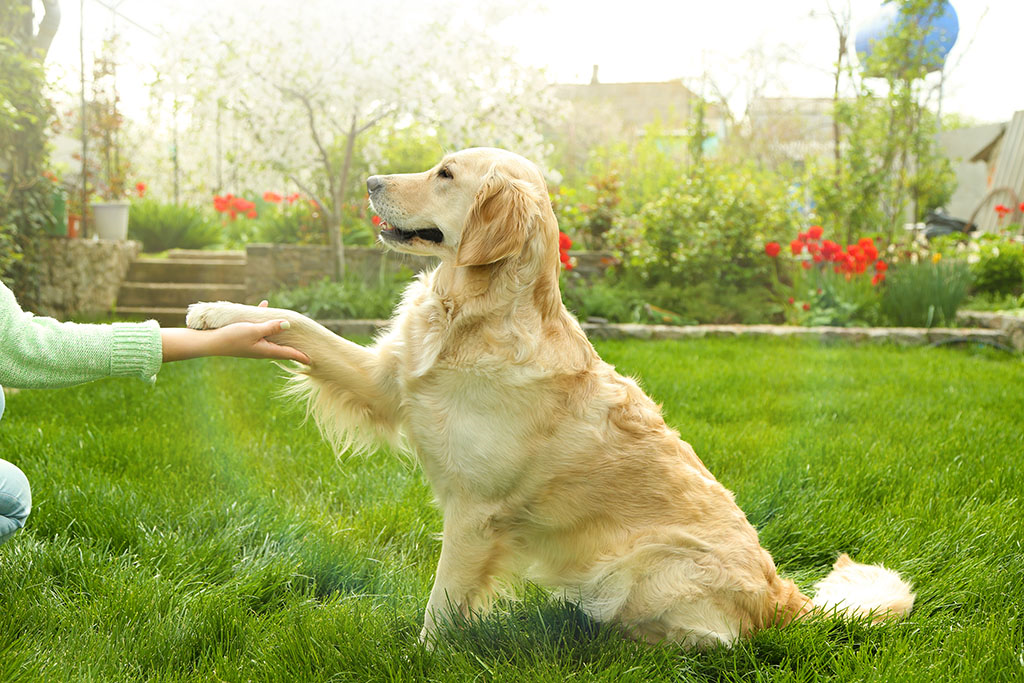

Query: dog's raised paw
[[185, 302, 231, 330]]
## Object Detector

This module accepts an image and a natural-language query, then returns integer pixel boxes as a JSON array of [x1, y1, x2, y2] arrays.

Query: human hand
[[162, 301, 311, 364]]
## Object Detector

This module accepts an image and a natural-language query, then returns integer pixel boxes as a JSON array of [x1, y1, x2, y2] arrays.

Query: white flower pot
[[91, 201, 130, 240]]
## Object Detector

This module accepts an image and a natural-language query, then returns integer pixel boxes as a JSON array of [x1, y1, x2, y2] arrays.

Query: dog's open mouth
[[379, 221, 444, 244]]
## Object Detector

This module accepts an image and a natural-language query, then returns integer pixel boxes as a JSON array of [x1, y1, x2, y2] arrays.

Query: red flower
[[790, 239, 805, 255], [135, 182, 147, 198], [874, 260, 888, 272], [798, 232, 809, 242], [872, 272, 886, 286], [764, 242, 781, 257], [559, 231, 572, 251], [822, 240, 841, 259], [787, 297, 795, 305], [802, 303, 811, 311], [801, 261, 812, 270], [807, 225, 823, 240], [1019, 202, 1024, 213], [263, 191, 283, 203], [995, 204, 1011, 217], [286, 193, 300, 203]]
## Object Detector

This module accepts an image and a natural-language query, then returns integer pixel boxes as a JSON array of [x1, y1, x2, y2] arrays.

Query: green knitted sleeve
[[0, 283, 163, 389]]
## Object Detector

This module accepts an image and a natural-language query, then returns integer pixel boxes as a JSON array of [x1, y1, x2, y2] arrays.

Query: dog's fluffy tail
[[811, 553, 915, 623]]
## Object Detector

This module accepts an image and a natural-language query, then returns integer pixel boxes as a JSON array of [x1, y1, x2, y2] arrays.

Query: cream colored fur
[[187, 147, 915, 648]]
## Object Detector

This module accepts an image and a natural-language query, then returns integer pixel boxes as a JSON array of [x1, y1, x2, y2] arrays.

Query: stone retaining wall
[[243, 244, 615, 303], [244, 244, 436, 304], [22, 237, 141, 319], [956, 311, 1024, 351]]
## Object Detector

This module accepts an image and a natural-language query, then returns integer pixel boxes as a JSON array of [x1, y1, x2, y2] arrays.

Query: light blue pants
[[0, 389, 31, 544]]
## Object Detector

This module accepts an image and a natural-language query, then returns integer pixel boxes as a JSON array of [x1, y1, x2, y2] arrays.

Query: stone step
[[165, 249, 245, 261], [127, 258, 246, 284], [117, 282, 247, 308], [116, 306, 189, 328]]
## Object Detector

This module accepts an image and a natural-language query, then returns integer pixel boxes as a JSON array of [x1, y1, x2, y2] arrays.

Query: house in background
[[948, 111, 1024, 231], [937, 121, 1006, 225], [551, 66, 727, 178], [744, 97, 837, 167]]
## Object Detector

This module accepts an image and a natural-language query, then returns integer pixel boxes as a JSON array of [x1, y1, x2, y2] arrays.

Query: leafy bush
[[790, 270, 882, 327], [254, 200, 329, 246], [128, 199, 221, 252], [271, 270, 413, 320], [880, 259, 971, 327], [560, 275, 650, 323], [970, 241, 1024, 297], [0, 14, 57, 300], [561, 271, 777, 325], [608, 163, 800, 295]]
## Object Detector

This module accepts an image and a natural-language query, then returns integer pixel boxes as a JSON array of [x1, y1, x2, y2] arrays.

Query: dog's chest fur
[[390, 271, 558, 504]]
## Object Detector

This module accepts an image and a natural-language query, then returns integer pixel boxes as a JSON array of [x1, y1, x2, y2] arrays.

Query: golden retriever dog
[[186, 148, 914, 648]]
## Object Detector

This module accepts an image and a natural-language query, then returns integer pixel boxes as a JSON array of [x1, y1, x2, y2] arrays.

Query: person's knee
[[0, 459, 31, 544]]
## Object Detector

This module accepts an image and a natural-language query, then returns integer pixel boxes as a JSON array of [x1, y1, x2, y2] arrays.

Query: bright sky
[[39, 0, 1024, 125]]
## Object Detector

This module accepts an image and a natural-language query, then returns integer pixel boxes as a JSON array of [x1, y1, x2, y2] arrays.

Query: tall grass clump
[[881, 259, 971, 327]]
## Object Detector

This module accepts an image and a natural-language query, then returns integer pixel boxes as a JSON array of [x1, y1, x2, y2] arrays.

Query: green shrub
[[880, 259, 971, 327], [607, 163, 799, 295], [253, 201, 328, 246], [560, 271, 777, 325], [970, 241, 1024, 297], [271, 270, 413, 320], [793, 270, 882, 327], [128, 199, 221, 252]]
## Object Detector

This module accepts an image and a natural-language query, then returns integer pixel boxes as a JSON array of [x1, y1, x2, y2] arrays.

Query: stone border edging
[[316, 312, 1023, 352]]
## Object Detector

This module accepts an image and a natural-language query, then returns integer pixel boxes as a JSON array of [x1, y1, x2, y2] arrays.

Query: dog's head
[[367, 148, 556, 269]]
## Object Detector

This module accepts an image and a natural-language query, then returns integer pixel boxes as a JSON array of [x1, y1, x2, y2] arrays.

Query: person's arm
[[161, 318, 309, 364], [0, 282, 160, 389], [0, 283, 308, 389]]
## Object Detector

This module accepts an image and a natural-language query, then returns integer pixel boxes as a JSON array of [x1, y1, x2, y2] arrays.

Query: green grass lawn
[[1, 337, 1022, 682]]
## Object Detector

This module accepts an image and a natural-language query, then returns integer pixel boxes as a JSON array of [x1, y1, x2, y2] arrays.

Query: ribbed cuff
[[109, 321, 163, 383]]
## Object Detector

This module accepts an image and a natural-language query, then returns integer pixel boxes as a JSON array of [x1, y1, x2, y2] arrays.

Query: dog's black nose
[[367, 175, 383, 193]]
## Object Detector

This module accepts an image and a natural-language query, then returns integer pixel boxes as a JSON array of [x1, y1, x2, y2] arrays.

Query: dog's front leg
[[420, 510, 508, 645]]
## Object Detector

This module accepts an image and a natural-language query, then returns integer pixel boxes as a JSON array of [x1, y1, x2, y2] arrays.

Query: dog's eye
[[437, 167, 453, 180]]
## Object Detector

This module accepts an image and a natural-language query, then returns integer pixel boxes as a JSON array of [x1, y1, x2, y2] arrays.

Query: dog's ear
[[455, 165, 541, 267]]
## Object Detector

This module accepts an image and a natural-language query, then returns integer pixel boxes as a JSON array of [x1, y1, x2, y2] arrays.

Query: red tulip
[[765, 242, 781, 257], [807, 225, 823, 240]]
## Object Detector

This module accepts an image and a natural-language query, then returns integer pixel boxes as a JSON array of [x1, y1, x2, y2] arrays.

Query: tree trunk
[[331, 116, 359, 281], [34, 0, 60, 59]]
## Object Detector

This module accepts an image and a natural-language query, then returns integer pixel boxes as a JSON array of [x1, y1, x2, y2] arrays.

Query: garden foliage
[[0, 2, 57, 302], [270, 271, 413, 321], [128, 199, 221, 252]]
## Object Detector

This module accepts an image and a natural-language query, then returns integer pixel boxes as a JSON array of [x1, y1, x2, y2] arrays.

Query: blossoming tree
[[149, 1, 562, 276]]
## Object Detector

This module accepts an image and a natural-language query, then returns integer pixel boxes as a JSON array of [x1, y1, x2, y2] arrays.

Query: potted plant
[[88, 33, 131, 240]]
